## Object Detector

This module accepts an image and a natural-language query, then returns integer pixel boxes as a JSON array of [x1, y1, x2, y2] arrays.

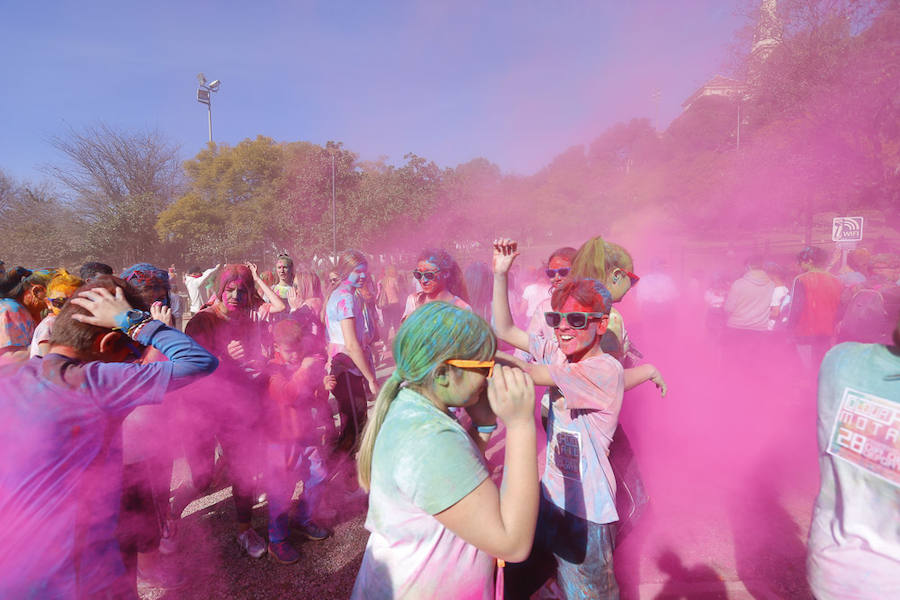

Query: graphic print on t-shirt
[[827, 387, 900, 488], [551, 428, 582, 481]]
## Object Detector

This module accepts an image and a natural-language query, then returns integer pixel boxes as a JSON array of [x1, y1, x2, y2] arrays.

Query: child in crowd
[[324, 250, 379, 452], [525, 246, 577, 344], [29, 268, 83, 357], [764, 261, 791, 331], [570, 237, 660, 383], [401, 248, 471, 320], [0, 268, 54, 364], [264, 318, 336, 564], [181, 263, 286, 558], [352, 301, 538, 599], [789, 246, 843, 369], [491, 238, 625, 599]]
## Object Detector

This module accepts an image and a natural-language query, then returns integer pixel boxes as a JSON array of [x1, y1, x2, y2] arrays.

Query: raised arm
[[434, 365, 539, 562], [197, 263, 221, 285], [494, 349, 555, 387], [247, 262, 287, 314], [491, 239, 531, 352]]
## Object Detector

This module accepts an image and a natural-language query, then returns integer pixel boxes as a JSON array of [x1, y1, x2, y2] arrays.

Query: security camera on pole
[[196, 73, 221, 143]]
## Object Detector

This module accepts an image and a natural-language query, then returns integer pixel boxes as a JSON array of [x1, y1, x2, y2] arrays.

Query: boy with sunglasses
[[491, 238, 624, 599]]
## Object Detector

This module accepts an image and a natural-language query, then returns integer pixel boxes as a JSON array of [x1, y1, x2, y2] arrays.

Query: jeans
[[266, 443, 327, 543], [505, 495, 619, 600]]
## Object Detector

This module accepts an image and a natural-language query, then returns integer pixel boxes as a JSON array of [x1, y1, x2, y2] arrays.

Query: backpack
[[837, 289, 889, 344]]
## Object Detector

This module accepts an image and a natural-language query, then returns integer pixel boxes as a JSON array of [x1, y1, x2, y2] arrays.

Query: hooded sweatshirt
[[724, 269, 775, 331]]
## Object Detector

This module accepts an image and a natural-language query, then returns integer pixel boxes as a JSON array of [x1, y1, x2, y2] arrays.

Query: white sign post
[[832, 217, 864, 242]]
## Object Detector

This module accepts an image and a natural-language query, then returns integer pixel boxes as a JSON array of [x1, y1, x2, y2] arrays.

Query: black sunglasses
[[48, 297, 68, 310], [545, 267, 570, 279], [544, 311, 606, 329], [413, 270, 441, 282]]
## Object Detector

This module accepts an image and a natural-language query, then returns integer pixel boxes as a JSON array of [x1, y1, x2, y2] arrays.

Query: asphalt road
[[138, 333, 820, 599]]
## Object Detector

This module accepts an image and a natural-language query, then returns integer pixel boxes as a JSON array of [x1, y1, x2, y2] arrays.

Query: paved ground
[[139, 320, 821, 599]]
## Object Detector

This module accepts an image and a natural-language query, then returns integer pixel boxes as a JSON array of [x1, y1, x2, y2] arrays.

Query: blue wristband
[[476, 424, 498, 434]]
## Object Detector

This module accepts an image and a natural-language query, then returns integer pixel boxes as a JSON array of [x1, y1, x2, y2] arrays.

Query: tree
[[157, 136, 283, 264], [45, 123, 182, 266], [731, 0, 900, 235], [0, 170, 82, 268], [273, 140, 361, 258]]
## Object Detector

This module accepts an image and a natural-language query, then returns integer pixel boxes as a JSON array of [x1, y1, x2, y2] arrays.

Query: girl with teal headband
[[352, 301, 539, 600]]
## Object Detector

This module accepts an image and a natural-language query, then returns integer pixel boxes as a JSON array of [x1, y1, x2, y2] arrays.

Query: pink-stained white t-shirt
[[29, 315, 55, 358], [806, 343, 900, 599], [530, 334, 625, 525], [522, 283, 550, 320], [352, 388, 494, 599]]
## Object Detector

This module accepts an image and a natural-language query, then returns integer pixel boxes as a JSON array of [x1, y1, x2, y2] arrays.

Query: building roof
[[681, 75, 748, 109]]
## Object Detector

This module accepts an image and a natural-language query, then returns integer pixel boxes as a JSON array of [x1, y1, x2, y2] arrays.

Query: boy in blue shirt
[[0, 276, 217, 599]]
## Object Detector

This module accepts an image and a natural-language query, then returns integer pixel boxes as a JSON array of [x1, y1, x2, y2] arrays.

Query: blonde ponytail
[[358, 372, 403, 491]]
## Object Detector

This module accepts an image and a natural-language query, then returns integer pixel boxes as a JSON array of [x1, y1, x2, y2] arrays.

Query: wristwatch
[[114, 309, 151, 332]]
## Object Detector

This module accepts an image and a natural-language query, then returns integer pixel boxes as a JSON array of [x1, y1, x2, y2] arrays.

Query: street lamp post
[[331, 153, 336, 263], [196, 73, 221, 143]]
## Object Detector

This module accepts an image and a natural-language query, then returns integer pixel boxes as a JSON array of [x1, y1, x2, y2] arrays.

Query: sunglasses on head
[[544, 311, 606, 329], [445, 359, 495, 377], [413, 270, 441, 282], [545, 267, 570, 279]]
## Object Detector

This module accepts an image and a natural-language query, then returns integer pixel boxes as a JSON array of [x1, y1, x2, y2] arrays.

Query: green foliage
[[158, 136, 283, 263], [5, 1, 897, 268]]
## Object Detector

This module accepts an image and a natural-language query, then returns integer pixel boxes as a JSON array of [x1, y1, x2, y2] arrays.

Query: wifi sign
[[832, 217, 864, 242]]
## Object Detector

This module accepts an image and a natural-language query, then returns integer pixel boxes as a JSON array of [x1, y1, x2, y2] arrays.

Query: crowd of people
[[0, 234, 897, 599]]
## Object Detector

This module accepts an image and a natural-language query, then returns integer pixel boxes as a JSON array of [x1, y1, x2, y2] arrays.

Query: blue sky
[[1, 1, 746, 182]]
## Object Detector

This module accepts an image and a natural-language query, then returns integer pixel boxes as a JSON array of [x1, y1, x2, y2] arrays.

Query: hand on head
[[150, 301, 173, 327], [70, 286, 133, 329]]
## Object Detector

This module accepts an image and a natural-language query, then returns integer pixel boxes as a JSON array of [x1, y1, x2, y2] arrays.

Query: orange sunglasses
[[445, 359, 495, 377]]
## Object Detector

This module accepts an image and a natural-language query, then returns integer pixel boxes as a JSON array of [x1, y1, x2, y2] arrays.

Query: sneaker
[[137, 561, 187, 590], [236, 528, 266, 558], [268, 539, 300, 565], [293, 520, 331, 541]]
